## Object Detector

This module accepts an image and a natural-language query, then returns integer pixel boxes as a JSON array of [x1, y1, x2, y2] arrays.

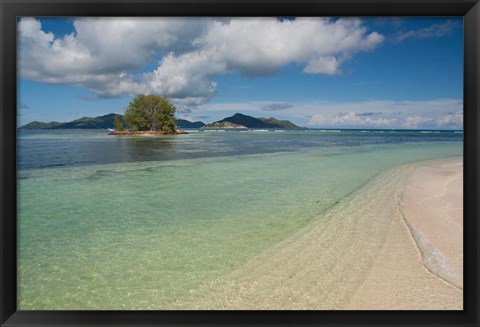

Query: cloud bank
[[306, 99, 463, 129], [19, 17, 384, 103]]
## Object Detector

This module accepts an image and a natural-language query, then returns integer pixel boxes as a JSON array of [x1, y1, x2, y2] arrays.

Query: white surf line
[[396, 188, 462, 291]]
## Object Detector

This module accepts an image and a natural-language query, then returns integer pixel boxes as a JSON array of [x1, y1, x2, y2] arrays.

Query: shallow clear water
[[17, 129, 462, 309], [17, 128, 462, 170]]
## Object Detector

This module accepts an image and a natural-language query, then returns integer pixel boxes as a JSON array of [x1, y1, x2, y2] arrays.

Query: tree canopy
[[123, 94, 177, 132], [114, 115, 124, 131]]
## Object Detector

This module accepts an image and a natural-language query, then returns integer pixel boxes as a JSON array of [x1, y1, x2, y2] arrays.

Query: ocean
[[17, 128, 463, 309]]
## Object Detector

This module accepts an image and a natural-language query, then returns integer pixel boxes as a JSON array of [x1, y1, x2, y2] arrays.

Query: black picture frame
[[1, 0, 479, 326]]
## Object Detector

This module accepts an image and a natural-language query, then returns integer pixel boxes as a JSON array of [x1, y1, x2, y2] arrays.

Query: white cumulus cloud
[[18, 17, 384, 102], [193, 18, 384, 77], [18, 17, 209, 98]]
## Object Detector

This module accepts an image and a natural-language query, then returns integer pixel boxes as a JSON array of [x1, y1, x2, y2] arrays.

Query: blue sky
[[18, 17, 463, 129]]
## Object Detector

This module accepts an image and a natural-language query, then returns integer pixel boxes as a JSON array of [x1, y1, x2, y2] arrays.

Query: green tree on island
[[114, 115, 124, 131], [123, 94, 177, 132]]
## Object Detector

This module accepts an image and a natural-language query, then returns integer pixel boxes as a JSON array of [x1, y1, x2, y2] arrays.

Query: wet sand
[[345, 157, 462, 310], [167, 158, 463, 310]]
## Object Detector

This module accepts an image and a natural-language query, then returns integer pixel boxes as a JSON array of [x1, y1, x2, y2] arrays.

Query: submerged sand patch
[[167, 158, 463, 310]]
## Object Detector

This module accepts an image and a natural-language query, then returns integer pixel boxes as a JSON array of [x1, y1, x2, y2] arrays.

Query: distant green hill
[[258, 117, 299, 129], [19, 113, 121, 130], [19, 114, 206, 130], [56, 113, 121, 129], [19, 121, 63, 129], [176, 119, 205, 128], [203, 113, 298, 129]]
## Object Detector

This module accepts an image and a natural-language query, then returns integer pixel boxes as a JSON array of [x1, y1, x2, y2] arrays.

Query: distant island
[[19, 113, 206, 130], [20, 113, 121, 130], [202, 113, 299, 129], [19, 113, 299, 130]]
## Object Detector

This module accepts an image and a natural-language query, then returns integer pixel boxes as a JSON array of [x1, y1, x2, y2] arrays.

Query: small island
[[109, 94, 188, 136], [202, 113, 299, 129]]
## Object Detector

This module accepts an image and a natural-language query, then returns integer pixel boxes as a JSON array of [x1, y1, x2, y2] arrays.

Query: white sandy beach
[[167, 157, 463, 310]]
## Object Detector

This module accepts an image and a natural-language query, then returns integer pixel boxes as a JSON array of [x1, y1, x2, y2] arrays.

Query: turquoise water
[[17, 129, 462, 309]]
